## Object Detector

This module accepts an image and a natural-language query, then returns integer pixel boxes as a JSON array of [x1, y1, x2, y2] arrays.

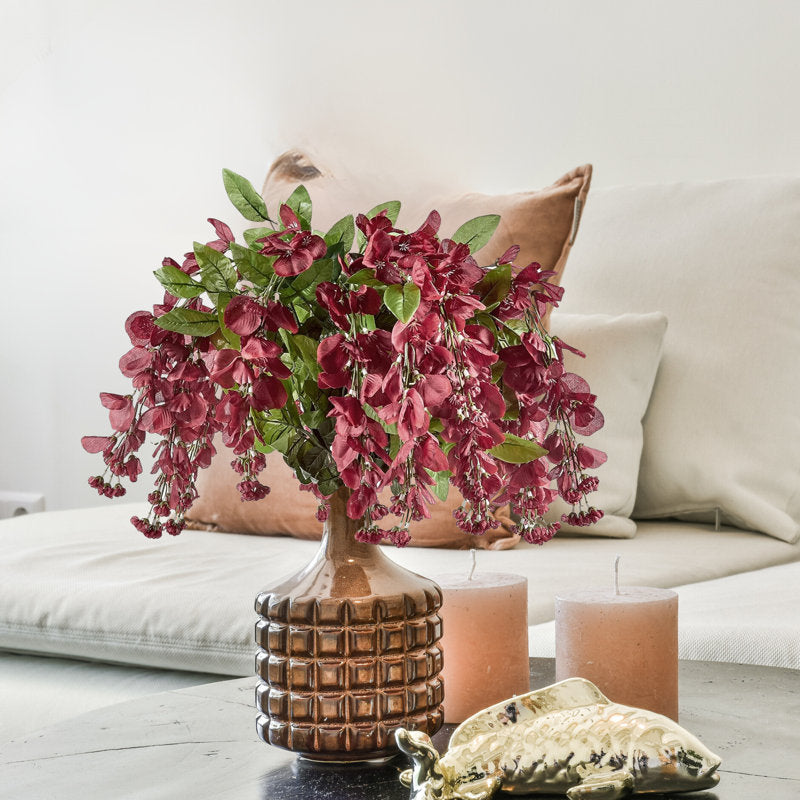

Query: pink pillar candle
[[555, 586, 679, 720], [435, 572, 529, 723]]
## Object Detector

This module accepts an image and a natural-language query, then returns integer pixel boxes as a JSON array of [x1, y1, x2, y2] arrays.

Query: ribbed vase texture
[[254, 487, 444, 760]]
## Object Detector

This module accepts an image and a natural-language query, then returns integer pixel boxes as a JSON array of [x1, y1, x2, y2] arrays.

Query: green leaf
[[501, 382, 519, 421], [194, 242, 236, 293], [154, 308, 219, 337], [489, 432, 548, 464], [496, 316, 525, 348], [384, 282, 421, 324], [243, 227, 275, 248], [290, 257, 335, 295], [279, 379, 303, 427], [474, 310, 498, 334], [285, 185, 312, 229], [324, 215, 355, 252], [285, 436, 339, 490], [345, 268, 384, 288], [428, 469, 452, 502], [209, 329, 230, 350], [280, 332, 320, 378], [451, 214, 501, 254], [301, 408, 328, 430], [501, 317, 527, 336], [222, 169, 270, 222], [293, 335, 320, 374], [317, 474, 341, 497], [477, 263, 512, 311], [229, 242, 275, 287], [490, 359, 506, 384], [253, 417, 296, 455], [153, 263, 205, 299], [293, 305, 311, 325]]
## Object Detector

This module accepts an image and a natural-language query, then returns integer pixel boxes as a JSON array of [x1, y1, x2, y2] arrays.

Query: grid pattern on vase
[[255, 589, 444, 756]]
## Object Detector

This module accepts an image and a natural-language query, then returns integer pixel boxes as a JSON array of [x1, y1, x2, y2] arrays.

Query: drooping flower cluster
[[84, 169, 605, 545]]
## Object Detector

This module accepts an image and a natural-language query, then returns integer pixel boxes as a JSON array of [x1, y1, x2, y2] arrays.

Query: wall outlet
[[0, 491, 45, 519]]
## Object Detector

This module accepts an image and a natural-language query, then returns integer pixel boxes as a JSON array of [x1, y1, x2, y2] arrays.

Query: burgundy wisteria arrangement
[[83, 170, 606, 546]]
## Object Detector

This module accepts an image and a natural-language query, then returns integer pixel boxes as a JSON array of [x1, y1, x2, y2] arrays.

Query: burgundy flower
[[576, 445, 607, 469], [85, 185, 606, 544], [384, 388, 428, 440], [429, 240, 483, 294], [263, 300, 298, 333], [498, 245, 520, 264], [316, 282, 351, 330], [363, 230, 403, 284], [405, 255, 440, 301], [274, 231, 326, 276], [100, 393, 135, 432], [258, 205, 326, 276], [119, 347, 152, 379], [317, 333, 350, 389], [208, 217, 234, 246], [251, 375, 288, 411], [125, 311, 155, 346], [82, 436, 114, 455], [209, 349, 255, 387], [356, 209, 395, 238], [224, 296, 264, 336], [350, 285, 382, 316]]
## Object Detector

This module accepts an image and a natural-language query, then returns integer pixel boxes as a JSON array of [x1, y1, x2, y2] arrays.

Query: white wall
[[1, 0, 798, 511]]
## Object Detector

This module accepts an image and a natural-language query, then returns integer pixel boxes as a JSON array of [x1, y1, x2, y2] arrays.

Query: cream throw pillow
[[560, 176, 800, 543], [546, 312, 668, 537]]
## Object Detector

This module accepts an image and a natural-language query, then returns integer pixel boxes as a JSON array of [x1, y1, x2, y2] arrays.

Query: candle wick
[[614, 554, 621, 595], [468, 548, 477, 581]]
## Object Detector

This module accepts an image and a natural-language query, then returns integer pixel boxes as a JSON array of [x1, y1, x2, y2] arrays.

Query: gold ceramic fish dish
[[396, 678, 721, 800]]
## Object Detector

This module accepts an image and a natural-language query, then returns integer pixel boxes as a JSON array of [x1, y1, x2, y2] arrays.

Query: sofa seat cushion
[[1, 505, 798, 675], [528, 561, 800, 670], [672, 563, 800, 669]]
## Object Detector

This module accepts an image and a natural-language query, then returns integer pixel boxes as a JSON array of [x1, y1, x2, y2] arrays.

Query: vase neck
[[322, 486, 381, 561]]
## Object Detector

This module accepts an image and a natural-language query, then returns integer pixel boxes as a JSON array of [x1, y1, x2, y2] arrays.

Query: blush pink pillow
[[188, 444, 518, 550], [262, 149, 592, 290], [185, 150, 593, 549]]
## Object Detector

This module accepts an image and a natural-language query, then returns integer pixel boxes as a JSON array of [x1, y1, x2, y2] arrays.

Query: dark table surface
[[1, 659, 798, 799]]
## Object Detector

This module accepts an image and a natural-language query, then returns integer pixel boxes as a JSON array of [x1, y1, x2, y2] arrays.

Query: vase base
[[257, 712, 436, 763], [296, 752, 398, 765]]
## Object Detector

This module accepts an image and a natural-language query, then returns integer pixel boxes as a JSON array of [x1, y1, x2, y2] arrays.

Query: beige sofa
[[2, 172, 799, 744]]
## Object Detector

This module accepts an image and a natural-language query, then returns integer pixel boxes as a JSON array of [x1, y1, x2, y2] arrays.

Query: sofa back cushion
[[560, 176, 800, 543]]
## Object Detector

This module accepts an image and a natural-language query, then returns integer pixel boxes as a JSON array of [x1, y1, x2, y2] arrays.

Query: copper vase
[[255, 486, 444, 761]]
